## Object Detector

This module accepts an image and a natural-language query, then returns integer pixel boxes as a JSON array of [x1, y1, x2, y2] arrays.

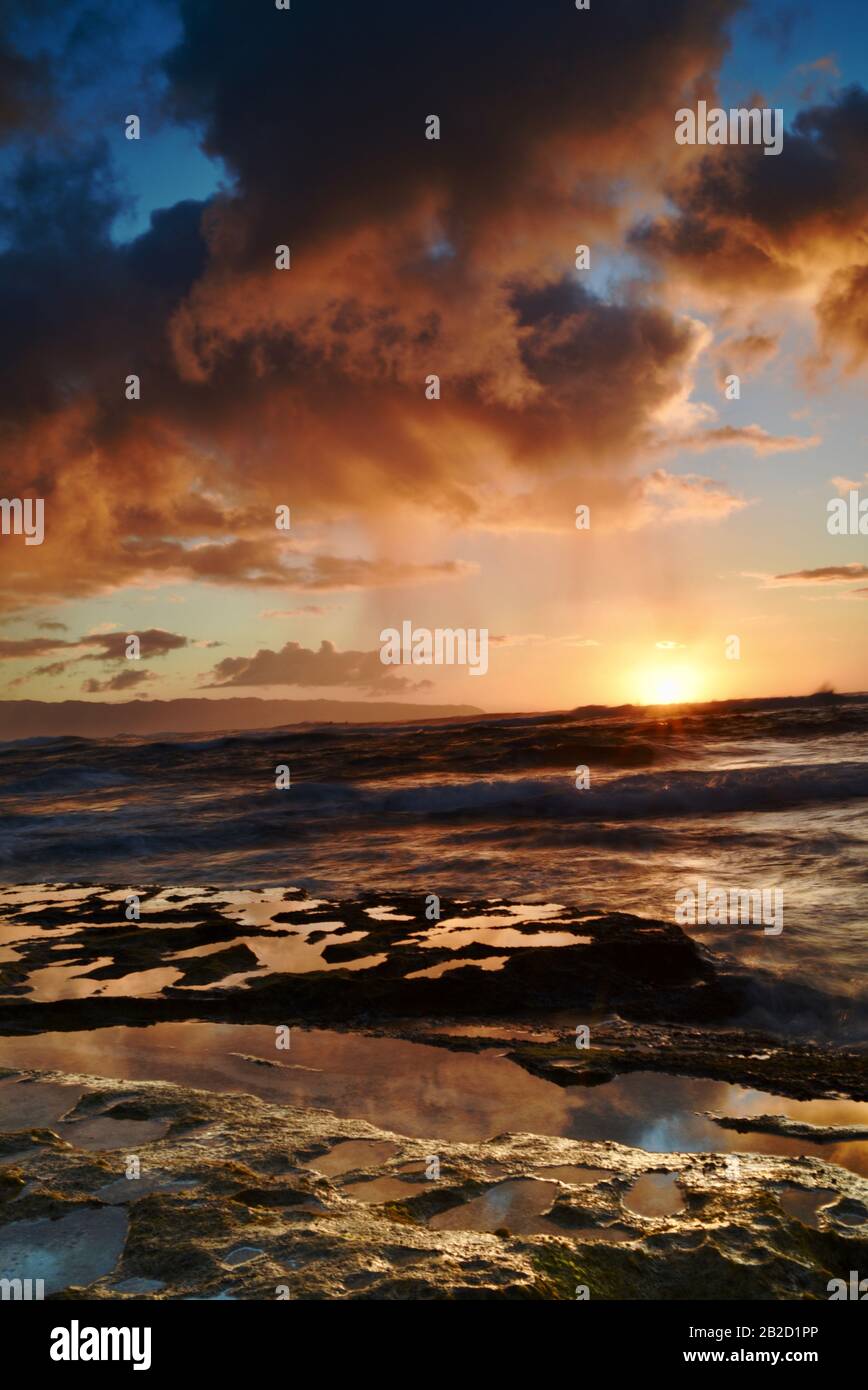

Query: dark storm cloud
[[0, 36, 53, 137], [164, 0, 739, 253], [0, 0, 753, 610], [628, 86, 868, 345]]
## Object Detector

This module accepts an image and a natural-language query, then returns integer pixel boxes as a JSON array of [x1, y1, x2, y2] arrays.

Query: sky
[[0, 0, 866, 715]]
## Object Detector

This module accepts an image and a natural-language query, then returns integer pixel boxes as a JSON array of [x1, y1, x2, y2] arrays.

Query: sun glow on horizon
[[634, 662, 705, 706]]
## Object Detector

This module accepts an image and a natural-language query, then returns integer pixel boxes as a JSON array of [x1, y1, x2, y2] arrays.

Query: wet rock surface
[[703, 1113, 868, 1142], [2, 883, 866, 1300], [1, 887, 864, 1106], [500, 1019, 868, 1102], [500, 1017, 868, 1100], [0, 886, 741, 1030], [0, 889, 862, 1117], [0, 1204, 129, 1295], [359, 1015, 868, 1113], [1, 1067, 867, 1301]]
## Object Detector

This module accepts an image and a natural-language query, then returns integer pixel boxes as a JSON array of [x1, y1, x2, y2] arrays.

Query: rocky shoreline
[[2, 1067, 867, 1301], [1, 884, 866, 1299], [0, 887, 742, 1026], [2, 887, 865, 1102]]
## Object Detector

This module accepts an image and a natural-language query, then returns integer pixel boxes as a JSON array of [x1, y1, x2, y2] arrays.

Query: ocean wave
[[2, 694, 867, 788], [360, 761, 868, 820], [0, 766, 134, 796], [2, 760, 866, 842]]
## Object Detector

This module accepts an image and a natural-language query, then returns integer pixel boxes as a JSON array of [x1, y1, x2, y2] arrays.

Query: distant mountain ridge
[[0, 697, 484, 741]]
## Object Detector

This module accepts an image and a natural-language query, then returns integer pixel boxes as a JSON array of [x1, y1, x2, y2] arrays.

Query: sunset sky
[[0, 0, 866, 714]]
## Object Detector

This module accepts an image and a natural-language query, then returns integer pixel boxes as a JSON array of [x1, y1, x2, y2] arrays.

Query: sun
[[635, 663, 702, 706]]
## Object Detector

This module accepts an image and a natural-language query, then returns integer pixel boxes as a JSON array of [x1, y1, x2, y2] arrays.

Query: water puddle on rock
[[774, 1186, 838, 1229], [112, 1276, 165, 1295], [428, 1177, 632, 1243], [406, 956, 509, 980], [623, 1172, 685, 1217], [58, 1112, 171, 1151], [342, 1176, 422, 1204], [2, 1023, 868, 1175], [96, 1174, 197, 1204], [0, 1076, 82, 1128], [0, 1207, 128, 1295], [429, 1177, 558, 1233], [211, 930, 384, 978], [26, 962, 183, 1001], [397, 905, 591, 953], [0, 886, 391, 999], [303, 1139, 399, 1177]]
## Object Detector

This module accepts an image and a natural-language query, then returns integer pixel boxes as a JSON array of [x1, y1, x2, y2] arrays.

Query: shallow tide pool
[[2, 1022, 866, 1175]]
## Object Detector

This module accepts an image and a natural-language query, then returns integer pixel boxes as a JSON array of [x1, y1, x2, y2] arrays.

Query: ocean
[[2, 692, 868, 1307], [1, 692, 867, 1035]]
